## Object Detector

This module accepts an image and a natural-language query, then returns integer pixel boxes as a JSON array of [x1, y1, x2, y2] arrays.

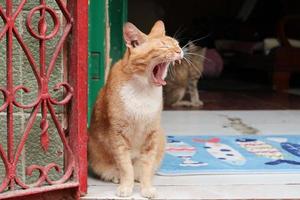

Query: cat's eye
[[161, 43, 171, 48], [131, 40, 139, 47]]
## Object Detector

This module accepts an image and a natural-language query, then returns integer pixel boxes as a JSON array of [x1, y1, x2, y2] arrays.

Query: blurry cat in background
[[164, 42, 206, 107]]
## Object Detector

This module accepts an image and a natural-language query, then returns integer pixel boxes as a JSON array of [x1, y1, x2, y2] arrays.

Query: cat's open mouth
[[152, 62, 169, 86]]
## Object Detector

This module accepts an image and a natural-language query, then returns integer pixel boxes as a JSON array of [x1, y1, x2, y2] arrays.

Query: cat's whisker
[[182, 46, 190, 54], [189, 62, 201, 74], [182, 56, 191, 65], [182, 56, 193, 67], [185, 52, 208, 59], [173, 25, 186, 41], [185, 52, 214, 64], [185, 52, 206, 57], [181, 33, 212, 49], [183, 56, 201, 74], [182, 57, 189, 64]]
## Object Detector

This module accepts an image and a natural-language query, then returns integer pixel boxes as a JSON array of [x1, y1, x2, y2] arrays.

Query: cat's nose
[[175, 49, 182, 54]]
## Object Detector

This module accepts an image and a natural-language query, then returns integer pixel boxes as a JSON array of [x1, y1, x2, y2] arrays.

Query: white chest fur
[[119, 76, 162, 119]]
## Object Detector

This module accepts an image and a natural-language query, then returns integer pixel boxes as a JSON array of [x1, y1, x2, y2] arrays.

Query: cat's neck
[[119, 74, 163, 119]]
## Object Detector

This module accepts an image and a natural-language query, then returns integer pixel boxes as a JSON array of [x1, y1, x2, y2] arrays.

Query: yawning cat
[[88, 21, 183, 198]]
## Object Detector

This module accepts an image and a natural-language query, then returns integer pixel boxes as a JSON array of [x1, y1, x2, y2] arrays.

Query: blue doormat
[[157, 135, 300, 175]]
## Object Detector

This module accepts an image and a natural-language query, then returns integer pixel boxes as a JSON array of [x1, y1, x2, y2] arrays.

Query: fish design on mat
[[166, 136, 207, 167], [236, 138, 300, 165], [193, 137, 246, 166], [267, 137, 300, 158]]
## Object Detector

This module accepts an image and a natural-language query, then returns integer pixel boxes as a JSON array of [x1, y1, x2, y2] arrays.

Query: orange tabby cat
[[88, 21, 183, 198]]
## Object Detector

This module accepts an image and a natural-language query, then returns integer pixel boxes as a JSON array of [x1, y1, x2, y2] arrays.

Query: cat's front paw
[[116, 185, 133, 197], [112, 176, 119, 184], [141, 187, 157, 199], [192, 100, 204, 107]]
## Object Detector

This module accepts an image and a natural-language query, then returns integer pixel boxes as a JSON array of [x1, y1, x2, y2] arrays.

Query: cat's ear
[[150, 20, 165, 37], [123, 22, 146, 48]]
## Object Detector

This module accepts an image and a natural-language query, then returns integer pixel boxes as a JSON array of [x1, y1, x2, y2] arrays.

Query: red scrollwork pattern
[[0, 0, 75, 193]]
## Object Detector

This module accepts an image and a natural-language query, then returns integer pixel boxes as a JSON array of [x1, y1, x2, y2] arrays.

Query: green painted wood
[[88, 0, 106, 124], [88, 0, 127, 125], [109, 0, 127, 65]]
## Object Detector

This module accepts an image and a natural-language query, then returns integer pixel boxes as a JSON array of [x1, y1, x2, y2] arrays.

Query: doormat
[[157, 135, 300, 175]]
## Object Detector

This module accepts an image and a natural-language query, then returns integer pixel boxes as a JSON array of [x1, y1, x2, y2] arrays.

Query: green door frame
[[109, 0, 128, 63], [88, 0, 127, 124]]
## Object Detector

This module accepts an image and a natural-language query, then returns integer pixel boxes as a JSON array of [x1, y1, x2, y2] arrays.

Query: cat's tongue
[[153, 63, 167, 86]]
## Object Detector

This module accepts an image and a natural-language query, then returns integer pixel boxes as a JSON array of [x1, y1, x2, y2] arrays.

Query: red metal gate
[[0, 0, 88, 199]]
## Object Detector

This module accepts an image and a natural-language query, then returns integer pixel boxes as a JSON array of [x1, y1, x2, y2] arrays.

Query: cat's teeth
[[172, 61, 175, 66], [178, 60, 181, 64]]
